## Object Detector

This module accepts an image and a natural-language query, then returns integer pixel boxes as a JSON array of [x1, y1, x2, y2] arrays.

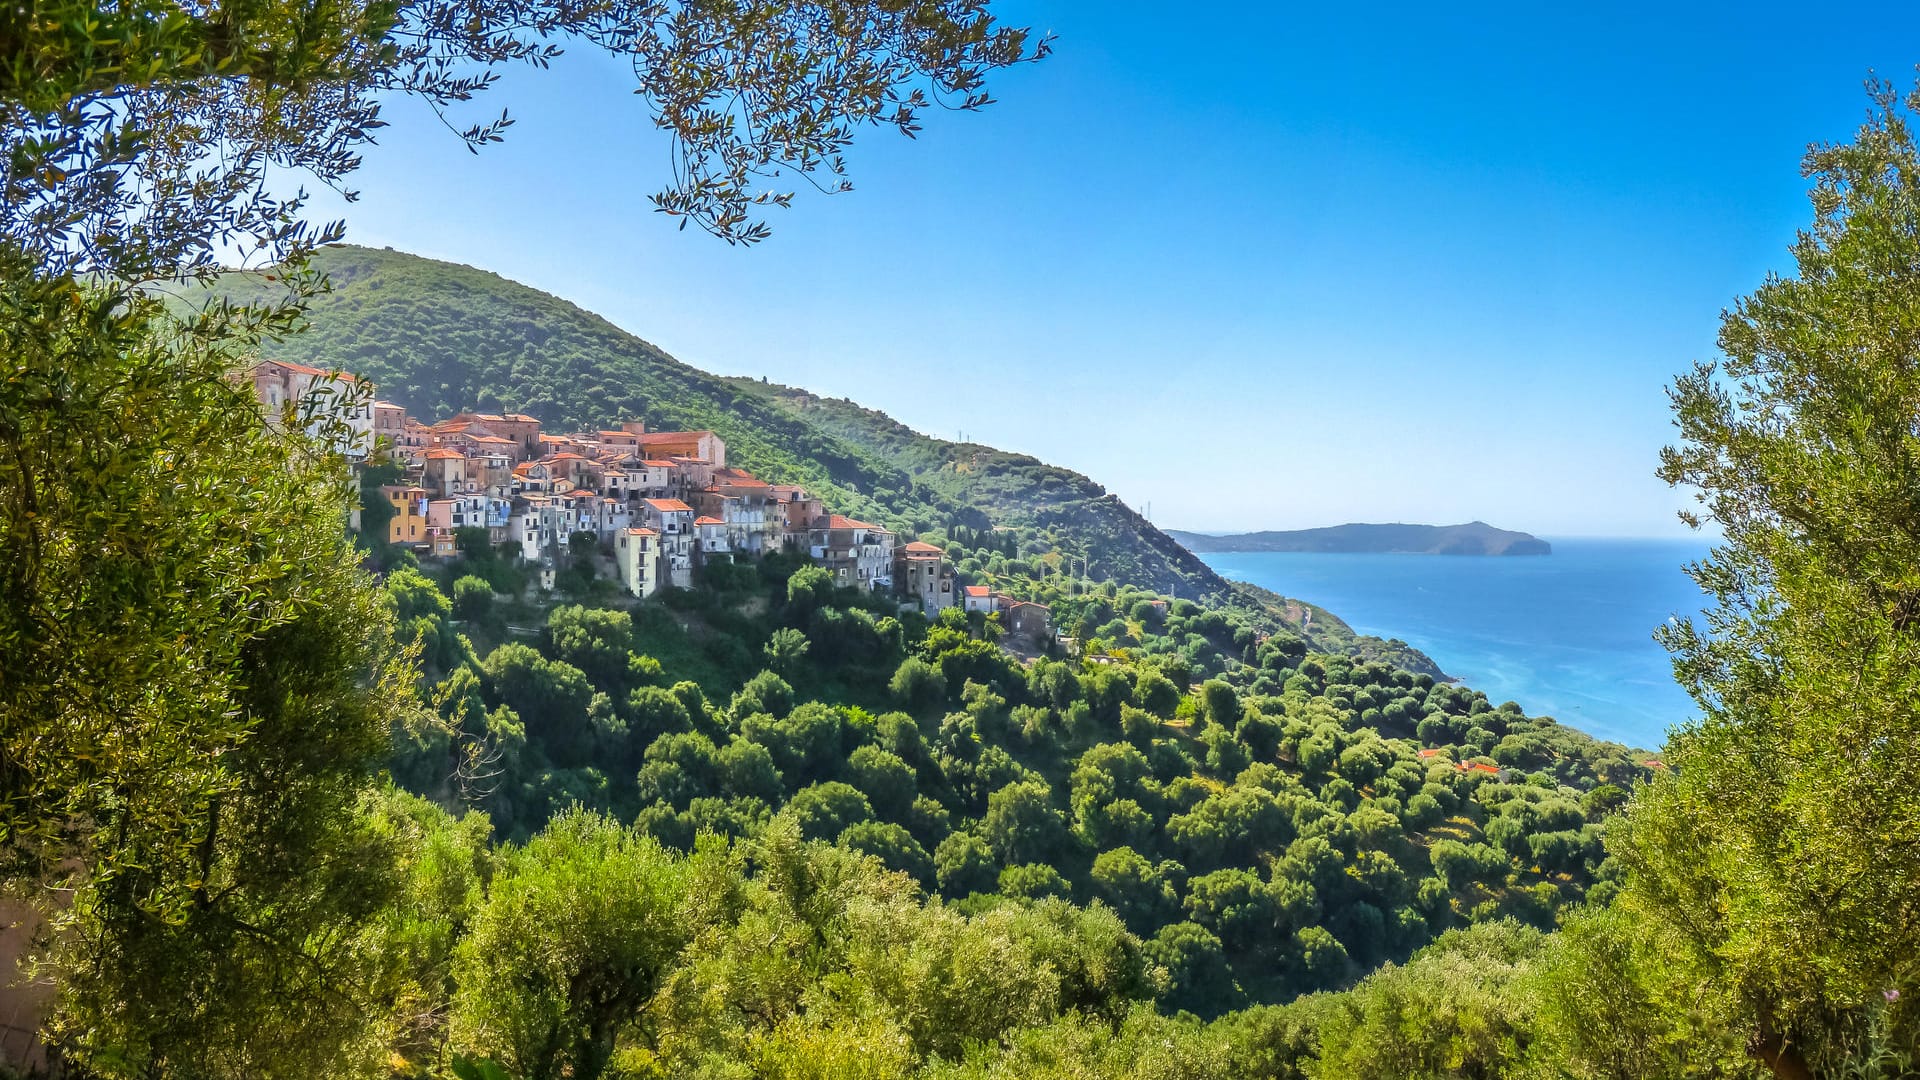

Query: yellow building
[[382, 485, 429, 547], [615, 526, 660, 598]]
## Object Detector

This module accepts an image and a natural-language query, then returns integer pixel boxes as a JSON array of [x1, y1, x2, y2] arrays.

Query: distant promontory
[[1169, 521, 1552, 557]]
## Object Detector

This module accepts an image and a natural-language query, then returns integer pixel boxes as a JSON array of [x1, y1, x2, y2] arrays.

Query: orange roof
[[903, 541, 943, 554], [425, 448, 465, 460], [1456, 761, 1502, 776], [819, 514, 881, 530], [625, 526, 658, 536], [963, 585, 991, 598], [694, 516, 724, 525], [639, 459, 675, 468], [547, 452, 585, 462], [1417, 748, 1445, 759], [644, 498, 694, 512], [255, 358, 333, 378]]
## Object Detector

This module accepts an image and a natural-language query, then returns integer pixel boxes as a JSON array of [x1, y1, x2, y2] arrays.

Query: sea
[[1197, 538, 1716, 752]]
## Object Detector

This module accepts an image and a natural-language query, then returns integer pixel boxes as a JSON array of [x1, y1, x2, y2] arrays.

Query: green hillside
[[217, 245, 1438, 673]]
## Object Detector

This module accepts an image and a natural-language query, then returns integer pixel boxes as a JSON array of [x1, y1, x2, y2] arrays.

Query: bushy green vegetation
[[188, 791, 1826, 1080], [16, 0, 1920, 1067], [384, 557, 1647, 1018]]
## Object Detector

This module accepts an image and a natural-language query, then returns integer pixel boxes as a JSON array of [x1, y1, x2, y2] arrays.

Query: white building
[[247, 360, 374, 460], [694, 515, 731, 555], [593, 497, 632, 539], [639, 498, 696, 588], [808, 515, 897, 590]]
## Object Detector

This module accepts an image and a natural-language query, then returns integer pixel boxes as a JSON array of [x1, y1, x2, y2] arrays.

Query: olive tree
[[1619, 80, 1920, 1077]]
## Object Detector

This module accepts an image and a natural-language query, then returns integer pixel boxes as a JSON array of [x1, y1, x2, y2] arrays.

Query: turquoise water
[[1199, 539, 1715, 751]]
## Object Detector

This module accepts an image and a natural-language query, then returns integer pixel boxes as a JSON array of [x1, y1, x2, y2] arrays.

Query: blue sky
[[304, 1, 1920, 537]]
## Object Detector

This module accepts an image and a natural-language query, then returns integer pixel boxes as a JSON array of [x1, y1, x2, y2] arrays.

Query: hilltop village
[[250, 359, 1053, 641]]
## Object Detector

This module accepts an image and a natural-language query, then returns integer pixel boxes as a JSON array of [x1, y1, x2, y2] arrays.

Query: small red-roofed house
[[1003, 600, 1052, 641], [805, 514, 895, 589], [635, 430, 726, 467], [639, 498, 696, 587], [693, 515, 730, 554], [422, 447, 470, 497], [448, 412, 542, 461], [895, 540, 955, 613], [626, 459, 674, 500]]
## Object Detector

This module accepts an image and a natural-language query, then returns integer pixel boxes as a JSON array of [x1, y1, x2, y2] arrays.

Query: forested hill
[[1171, 522, 1552, 557], [223, 244, 1224, 597]]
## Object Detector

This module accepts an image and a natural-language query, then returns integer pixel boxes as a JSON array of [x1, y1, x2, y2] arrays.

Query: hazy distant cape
[[1170, 522, 1552, 557]]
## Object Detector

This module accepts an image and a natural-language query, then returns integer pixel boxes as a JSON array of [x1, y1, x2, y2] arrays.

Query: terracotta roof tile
[[255, 358, 340, 378]]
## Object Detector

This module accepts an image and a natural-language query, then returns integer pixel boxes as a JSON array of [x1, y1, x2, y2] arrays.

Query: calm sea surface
[[1198, 539, 1715, 751]]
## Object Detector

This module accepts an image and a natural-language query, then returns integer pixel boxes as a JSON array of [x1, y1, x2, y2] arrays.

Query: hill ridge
[[215, 244, 1443, 674], [1170, 521, 1551, 557]]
